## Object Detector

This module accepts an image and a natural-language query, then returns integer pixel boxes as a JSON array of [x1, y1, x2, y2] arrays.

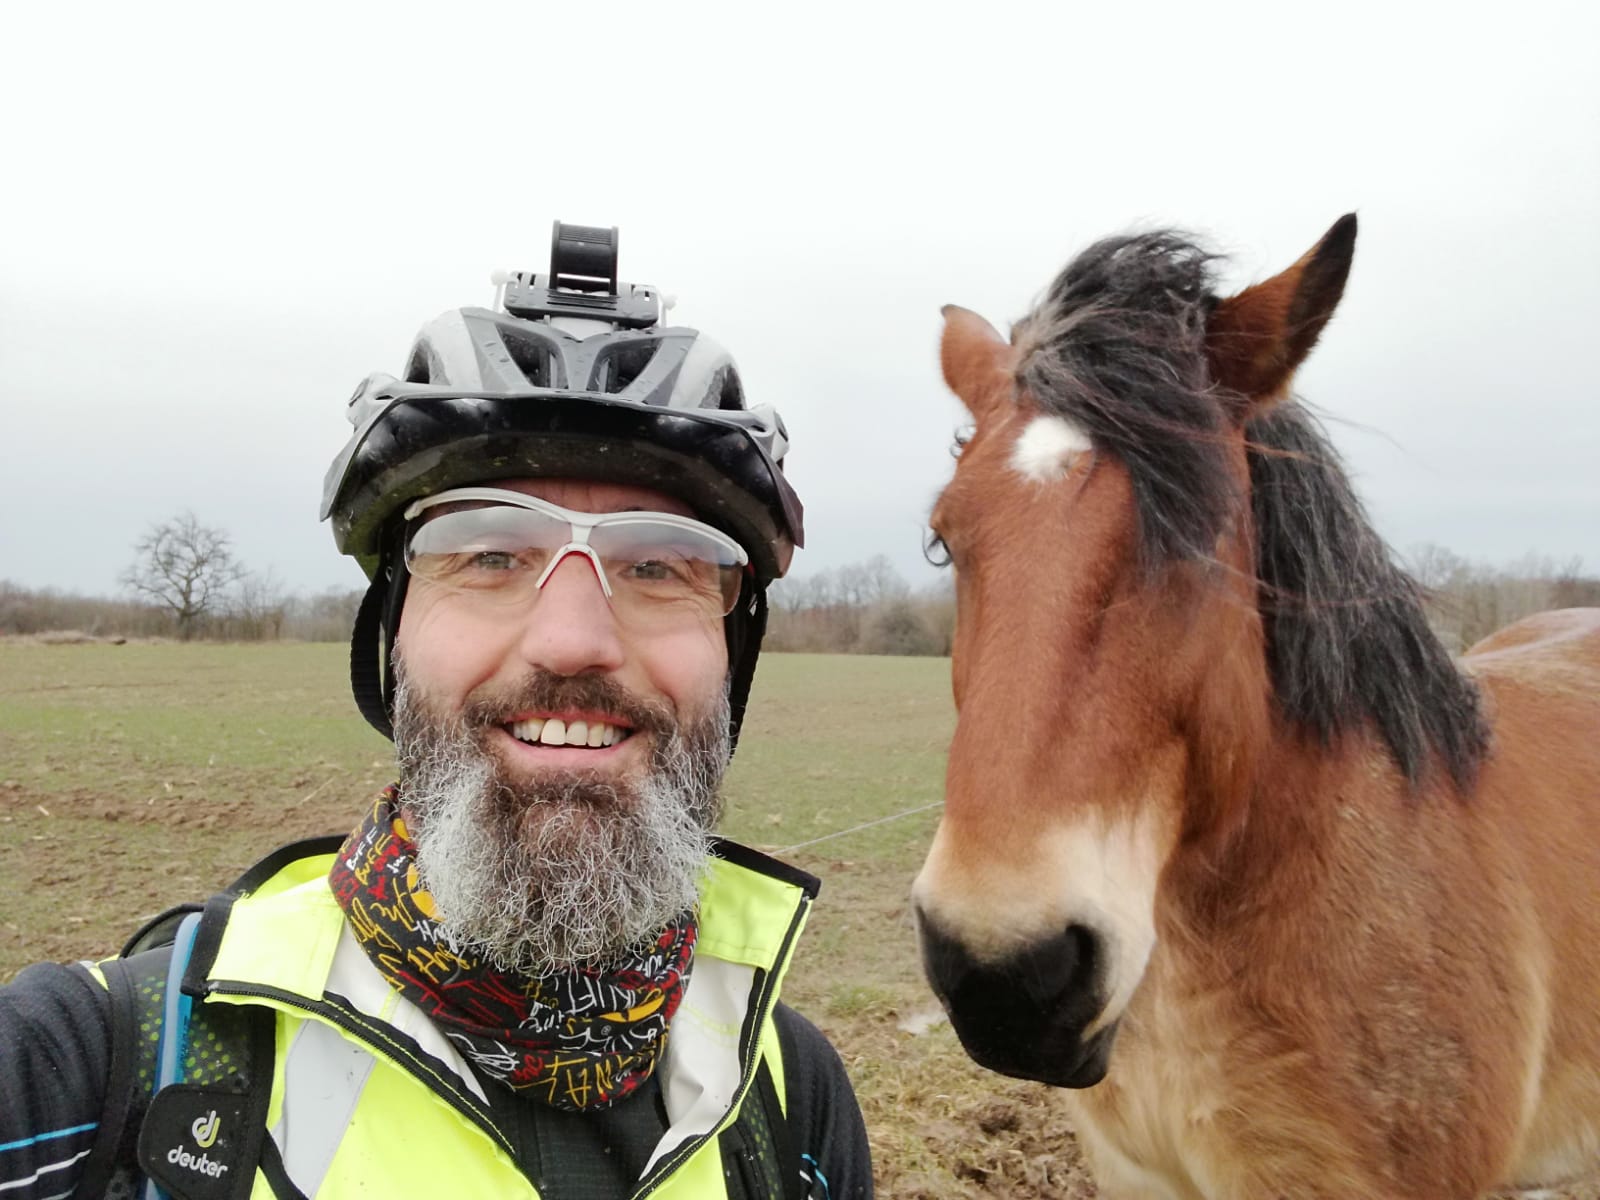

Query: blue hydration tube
[[142, 911, 202, 1200]]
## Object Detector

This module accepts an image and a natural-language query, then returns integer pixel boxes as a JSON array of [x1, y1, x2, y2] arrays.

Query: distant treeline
[[4, 546, 1595, 655], [766, 555, 955, 657], [1405, 545, 1600, 651], [0, 580, 363, 643]]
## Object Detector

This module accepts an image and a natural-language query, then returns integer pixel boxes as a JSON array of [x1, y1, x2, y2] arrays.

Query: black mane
[[1014, 232, 1488, 789]]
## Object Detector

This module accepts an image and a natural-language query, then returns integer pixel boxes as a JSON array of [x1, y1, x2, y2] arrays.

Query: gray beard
[[391, 665, 731, 972]]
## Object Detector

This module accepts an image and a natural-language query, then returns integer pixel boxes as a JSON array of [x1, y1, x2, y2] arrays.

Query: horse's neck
[[1167, 727, 1416, 939]]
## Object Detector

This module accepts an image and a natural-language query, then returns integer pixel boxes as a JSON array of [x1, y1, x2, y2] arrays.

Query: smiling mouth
[[503, 716, 635, 750]]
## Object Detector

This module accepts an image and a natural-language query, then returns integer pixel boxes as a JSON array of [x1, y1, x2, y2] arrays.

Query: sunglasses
[[402, 488, 748, 623]]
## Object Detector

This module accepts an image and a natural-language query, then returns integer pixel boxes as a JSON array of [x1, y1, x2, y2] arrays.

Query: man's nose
[[516, 551, 625, 676]]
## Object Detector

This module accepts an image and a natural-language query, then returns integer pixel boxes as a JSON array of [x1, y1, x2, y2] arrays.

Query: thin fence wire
[[775, 801, 943, 855]]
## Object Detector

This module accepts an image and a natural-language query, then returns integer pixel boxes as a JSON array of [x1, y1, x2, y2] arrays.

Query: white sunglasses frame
[[401, 486, 749, 606]]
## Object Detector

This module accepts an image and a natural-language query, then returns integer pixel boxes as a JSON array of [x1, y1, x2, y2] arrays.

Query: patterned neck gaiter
[[328, 789, 697, 1111]]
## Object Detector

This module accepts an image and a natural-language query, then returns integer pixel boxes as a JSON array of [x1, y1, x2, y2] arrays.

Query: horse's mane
[[1014, 232, 1488, 789]]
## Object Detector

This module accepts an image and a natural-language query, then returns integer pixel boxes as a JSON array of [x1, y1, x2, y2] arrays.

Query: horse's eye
[[950, 424, 974, 459], [924, 530, 953, 569]]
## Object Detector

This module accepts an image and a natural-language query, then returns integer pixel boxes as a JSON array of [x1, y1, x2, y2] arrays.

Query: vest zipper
[[200, 980, 522, 1166], [628, 894, 811, 1200]]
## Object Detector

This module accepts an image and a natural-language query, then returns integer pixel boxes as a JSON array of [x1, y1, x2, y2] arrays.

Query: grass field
[[0, 640, 1094, 1198], [5, 640, 1593, 1199]]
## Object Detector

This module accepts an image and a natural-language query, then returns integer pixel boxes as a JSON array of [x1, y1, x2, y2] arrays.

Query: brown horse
[[912, 215, 1600, 1199]]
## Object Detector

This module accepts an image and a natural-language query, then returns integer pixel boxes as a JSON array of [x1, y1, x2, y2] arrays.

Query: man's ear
[[1206, 213, 1357, 419], [940, 305, 1014, 424]]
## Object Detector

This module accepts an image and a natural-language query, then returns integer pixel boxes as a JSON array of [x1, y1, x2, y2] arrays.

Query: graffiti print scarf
[[328, 789, 696, 1111]]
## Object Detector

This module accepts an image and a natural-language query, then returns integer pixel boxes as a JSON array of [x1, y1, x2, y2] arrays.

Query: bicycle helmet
[[321, 222, 804, 748]]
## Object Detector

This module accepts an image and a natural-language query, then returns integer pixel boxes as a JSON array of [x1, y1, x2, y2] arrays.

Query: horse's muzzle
[[917, 915, 1119, 1088]]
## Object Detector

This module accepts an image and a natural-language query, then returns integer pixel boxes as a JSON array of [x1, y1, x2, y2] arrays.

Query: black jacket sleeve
[[0, 962, 112, 1199], [773, 1003, 873, 1199]]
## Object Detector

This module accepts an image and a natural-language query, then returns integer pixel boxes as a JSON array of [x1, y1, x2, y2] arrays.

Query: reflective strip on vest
[[270, 1019, 376, 1195]]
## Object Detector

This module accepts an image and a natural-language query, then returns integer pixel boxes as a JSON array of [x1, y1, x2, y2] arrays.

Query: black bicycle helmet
[[321, 222, 804, 748]]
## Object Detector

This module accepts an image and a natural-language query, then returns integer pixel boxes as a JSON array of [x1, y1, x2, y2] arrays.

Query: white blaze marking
[[1010, 414, 1092, 483]]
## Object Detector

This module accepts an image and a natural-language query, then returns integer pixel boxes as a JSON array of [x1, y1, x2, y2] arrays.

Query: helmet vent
[[596, 342, 657, 395], [499, 330, 554, 387], [717, 370, 745, 411], [403, 344, 438, 384]]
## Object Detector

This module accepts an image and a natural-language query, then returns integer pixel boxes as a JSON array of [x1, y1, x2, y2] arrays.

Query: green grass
[[724, 653, 952, 853], [0, 641, 390, 786], [0, 640, 1098, 1199]]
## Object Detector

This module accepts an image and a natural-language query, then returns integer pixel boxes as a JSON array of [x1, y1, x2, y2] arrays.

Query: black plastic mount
[[501, 220, 663, 329], [551, 221, 618, 292]]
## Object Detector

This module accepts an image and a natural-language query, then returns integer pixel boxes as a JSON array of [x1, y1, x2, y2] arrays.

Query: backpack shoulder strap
[[718, 1056, 804, 1200], [121, 904, 205, 959], [75, 901, 277, 1200], [73, 842, 336, 1199], [73, 942, 173, 1198]]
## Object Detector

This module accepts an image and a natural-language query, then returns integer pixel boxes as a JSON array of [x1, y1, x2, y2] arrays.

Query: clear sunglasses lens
[[590, 524, 744, 616], [406, 505, 744, 618], [405, 507, 564, 596]]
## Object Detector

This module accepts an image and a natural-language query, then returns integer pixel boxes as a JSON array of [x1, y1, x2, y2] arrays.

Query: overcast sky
[[3, 2, 1596, 601]]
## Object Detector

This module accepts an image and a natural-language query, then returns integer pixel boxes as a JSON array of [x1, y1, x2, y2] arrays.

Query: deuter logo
[[192, 1110, 220, 1148], [166, 1109, 229, 1178], [139, 1089, 252, 1197]]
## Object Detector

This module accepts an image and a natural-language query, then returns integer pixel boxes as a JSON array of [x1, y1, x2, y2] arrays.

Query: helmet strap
[[723, 580, 768, 756], [350, 570, 394, 740], [349, 535, 411, 742]]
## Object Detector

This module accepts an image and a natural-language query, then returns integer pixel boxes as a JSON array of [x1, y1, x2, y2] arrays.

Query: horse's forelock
[[1014, 232, 1240, 570]]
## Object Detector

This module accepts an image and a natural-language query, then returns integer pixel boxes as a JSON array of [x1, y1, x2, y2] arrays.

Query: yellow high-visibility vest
[[105, 840, 815, 1199]]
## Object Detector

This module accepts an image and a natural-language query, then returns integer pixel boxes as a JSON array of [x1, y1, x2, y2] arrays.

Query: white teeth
[[510, 717, 626, 748]]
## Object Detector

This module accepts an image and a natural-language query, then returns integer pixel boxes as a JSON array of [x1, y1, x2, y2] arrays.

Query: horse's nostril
[[917, 913, 978, 994], [1009, 922, 1100, 1010], [917, 915, 1116, 1085], [918, 916, 1106, 1019], [1066, 923, 1099, 991]]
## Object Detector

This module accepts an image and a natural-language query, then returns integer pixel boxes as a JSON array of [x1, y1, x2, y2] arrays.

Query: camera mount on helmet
[[500, 221, 663, 329]]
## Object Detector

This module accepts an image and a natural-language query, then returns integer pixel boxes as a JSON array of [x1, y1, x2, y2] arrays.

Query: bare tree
[[1552, 558, 1600, 609], [121, 512, 244, 639], [283, 586, 365, 641], [228, 568, 289, 640], [1406, 542, 1469, 593]]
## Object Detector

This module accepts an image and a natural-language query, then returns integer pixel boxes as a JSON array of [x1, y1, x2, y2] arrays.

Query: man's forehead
[[461, 477, 696, 518]]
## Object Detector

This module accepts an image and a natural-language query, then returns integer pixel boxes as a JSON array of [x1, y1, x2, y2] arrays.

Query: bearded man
[[0, 225, 872, 1199]]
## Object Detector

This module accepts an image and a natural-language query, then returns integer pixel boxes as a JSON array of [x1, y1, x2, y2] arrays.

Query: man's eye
[[624, 558, 679, 583], [469, 550, 519, 571]]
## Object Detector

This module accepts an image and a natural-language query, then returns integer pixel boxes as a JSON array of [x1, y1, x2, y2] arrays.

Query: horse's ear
[[940, 305, 1013, 422], [1206, 213, 1357, 417]]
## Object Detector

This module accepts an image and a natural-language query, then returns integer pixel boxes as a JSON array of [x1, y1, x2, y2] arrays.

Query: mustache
[[460, 670, 678, 739]]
